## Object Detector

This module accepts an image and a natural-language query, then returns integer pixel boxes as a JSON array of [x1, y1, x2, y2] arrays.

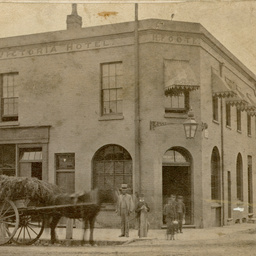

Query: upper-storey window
[[237, 108, 241, 132], [247, 114, 251, 136], [1, 73, 18, 122], [212, 96, 218, 121], [101, 62, 123, 116], [226, 103, 231, 127], [165, 90, 189, 113]]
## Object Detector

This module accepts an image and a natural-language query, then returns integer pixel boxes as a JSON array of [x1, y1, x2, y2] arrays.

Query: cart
[[0, 198, 96, 245]]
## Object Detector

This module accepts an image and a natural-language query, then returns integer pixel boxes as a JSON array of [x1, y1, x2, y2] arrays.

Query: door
[[162, 166, 191, 224]]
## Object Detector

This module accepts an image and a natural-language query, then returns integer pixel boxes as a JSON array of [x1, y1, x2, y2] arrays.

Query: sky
[[0, 1, 255, 74]]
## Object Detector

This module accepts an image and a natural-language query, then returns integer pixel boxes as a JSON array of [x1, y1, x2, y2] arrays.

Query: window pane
[[104, 174, 114, 189], [102, 65, 109, 77], [109, 64, 115, 76], [103, 90, 109, 101], [116, 76, 123, 88], [171, 96, 179, 108], [94, 161, 104, 174], [109, 76, 116, 88], [178, 94, 185, 108], [109, 101, 117, 113], [105, 161, 114, 174], [115, 161, 124, 174], [102, 77, 109, 89], [124, 162, 132, 174], [103, 101, 110, 114], [105, 146, 114, 160], [56, 153, 75, 169], [109, 89, 116, 101]]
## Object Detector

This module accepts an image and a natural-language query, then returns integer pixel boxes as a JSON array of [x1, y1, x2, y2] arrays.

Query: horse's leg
[[89, 216, 96, 246], [50, 215, 61, 244], [81, 219, 88, 246]]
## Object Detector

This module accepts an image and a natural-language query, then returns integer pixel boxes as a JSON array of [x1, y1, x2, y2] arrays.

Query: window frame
[[237, 108, 242, 132], [212, 96, 219, 122], [100, 62, 123, 116], [165, 90, 189, 113], [226, 103, 231, 127], [0, 72, 19, 122], [247, 114, 251, 136]]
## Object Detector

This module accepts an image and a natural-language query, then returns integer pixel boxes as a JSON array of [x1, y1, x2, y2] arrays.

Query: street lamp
[[150, 108, 199, 139], [183, 109, 199, 139]]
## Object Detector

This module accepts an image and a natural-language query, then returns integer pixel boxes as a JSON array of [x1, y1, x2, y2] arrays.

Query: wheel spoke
[[1, 206, 12, 219], [16, 226, 23, 241], [27, 224, 38, 235], [1, 220, 16, 225], [1, 213, 17, 220], [25, 226, 31, 240], [0, 201, 7, 216]]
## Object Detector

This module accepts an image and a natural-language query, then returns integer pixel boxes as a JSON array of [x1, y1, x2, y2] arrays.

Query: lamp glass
[[183, 118, 198, 139]]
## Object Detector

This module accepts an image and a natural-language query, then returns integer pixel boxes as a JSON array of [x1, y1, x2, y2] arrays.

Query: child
[[176, 195, 186, 233], [163, 194, 177, 240], [135, 193, 150, 237]]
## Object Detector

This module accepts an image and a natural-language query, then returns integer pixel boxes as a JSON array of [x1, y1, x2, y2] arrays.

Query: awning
[[245, 94, 256, 116], [211, 70, 237, 98], [225, 81, 249, 110], [164, 60, 200, 96]]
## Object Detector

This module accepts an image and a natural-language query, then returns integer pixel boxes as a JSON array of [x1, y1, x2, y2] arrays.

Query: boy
[[176, 195, 186, 233]]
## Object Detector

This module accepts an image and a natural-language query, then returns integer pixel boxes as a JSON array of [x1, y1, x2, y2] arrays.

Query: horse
[[46, 189, 115, 246]]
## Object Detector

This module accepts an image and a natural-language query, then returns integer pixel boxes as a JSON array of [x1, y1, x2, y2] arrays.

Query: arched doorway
[[92, 144, 132, 202], [162, 147, 192, 225]]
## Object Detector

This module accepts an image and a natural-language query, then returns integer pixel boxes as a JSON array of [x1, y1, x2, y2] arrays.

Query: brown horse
[[47, 189, 114, 245]]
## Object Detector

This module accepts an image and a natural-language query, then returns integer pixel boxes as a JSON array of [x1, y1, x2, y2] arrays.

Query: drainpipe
[[134, 4, 141, 193], [220, 63, 225, 226]]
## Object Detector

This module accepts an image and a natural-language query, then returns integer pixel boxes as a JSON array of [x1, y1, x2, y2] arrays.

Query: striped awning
[[211, 70, 236, 98], [246, 94, 256, 116], [164, 60, 199, 96]]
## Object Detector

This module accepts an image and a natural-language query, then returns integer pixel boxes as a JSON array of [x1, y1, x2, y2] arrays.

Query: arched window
[[236, 153, 243, 201], [93, 144, 132, 192], [211, 147, 221, 200]]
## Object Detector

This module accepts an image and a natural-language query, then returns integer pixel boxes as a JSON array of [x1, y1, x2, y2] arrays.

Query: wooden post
[[139, 205, 148, 238], [66, 218, 73, 240]]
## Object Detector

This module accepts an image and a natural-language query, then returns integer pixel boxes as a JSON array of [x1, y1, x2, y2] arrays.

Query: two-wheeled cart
[[0, 198, 95, 245]]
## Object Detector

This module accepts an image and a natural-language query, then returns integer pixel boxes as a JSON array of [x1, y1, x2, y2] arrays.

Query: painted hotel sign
[[0, 33, 199, 60]]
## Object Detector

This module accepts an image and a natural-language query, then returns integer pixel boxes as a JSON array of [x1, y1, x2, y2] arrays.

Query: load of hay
[[0, 175, 62, 205]]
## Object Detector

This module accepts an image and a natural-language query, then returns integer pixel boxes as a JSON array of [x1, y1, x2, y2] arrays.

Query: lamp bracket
[[150, 121, 179, 130]]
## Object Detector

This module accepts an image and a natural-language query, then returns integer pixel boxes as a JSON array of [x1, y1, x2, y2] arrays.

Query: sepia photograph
[[0, 0, 256, 255]]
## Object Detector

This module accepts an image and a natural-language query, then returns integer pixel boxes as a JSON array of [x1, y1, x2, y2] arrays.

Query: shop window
[[0, 144, 16, 176], [212, 96, 218, 121], [93, 145, 132, 203], [101, 62, 123, 115], [211, 147, 221, 201], [56, 153, 75, 193], [237, 108, 241, 132], [236, 153, 243, 201], [165, 90, 189, 113], [1, 73, 18, 122], [247, 114, 251, 136], [226, 103, 231, 127]]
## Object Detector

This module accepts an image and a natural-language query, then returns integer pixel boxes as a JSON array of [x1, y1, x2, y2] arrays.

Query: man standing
[[116, 184, 134, 237]]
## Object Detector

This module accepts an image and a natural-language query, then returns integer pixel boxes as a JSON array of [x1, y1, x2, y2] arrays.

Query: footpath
[[39, 223, 256, 246]]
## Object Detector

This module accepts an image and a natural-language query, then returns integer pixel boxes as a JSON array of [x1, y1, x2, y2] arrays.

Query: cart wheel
[[0, 199, 19, 245], [12, 214, 45, 245]]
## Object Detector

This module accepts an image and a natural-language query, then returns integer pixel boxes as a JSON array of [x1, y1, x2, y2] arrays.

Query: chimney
[[66, 4, 82, 30]]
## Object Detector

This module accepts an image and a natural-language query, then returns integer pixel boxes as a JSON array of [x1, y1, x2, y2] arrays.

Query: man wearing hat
[[116, 184, 134, 237], [176, 195, 186, 233]]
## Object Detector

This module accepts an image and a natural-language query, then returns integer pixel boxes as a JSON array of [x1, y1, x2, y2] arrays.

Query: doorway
[[162, 148, 192, 225]]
